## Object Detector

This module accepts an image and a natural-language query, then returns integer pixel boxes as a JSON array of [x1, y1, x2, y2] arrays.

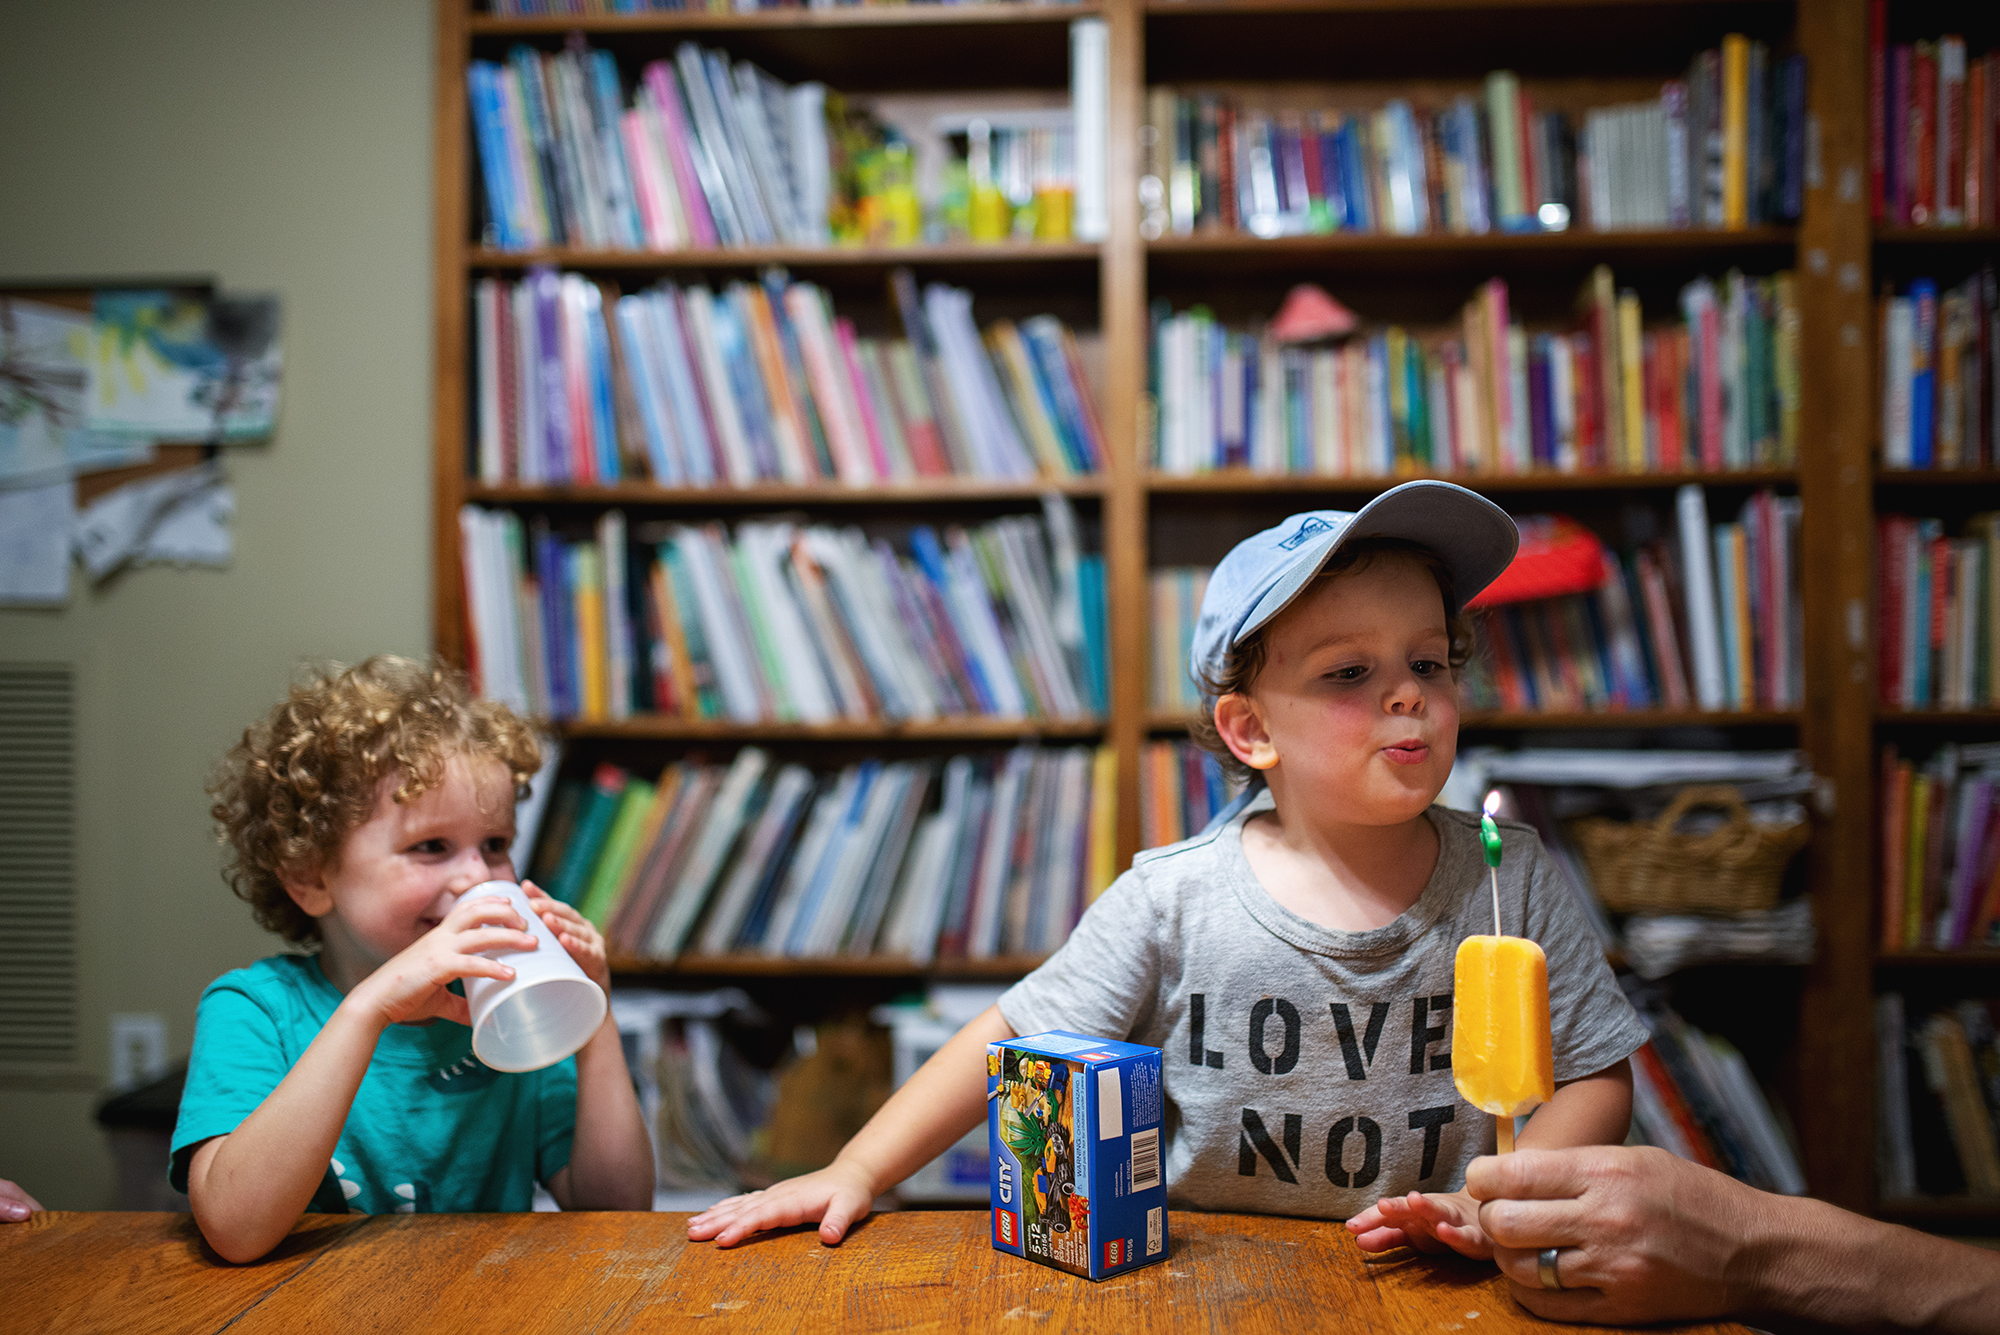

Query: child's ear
[[280, 864, 335, 919], [1213, 693, 1278, 771]]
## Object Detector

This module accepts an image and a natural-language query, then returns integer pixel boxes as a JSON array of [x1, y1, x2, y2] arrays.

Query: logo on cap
[[1278, 516, 1336, 551]]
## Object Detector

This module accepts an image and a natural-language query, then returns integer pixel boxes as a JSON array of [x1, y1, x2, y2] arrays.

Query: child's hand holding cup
[[460, 879, 607, 1072]]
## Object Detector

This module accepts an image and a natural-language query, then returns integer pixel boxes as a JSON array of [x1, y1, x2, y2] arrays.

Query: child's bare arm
[[527, 888, 653, 1210], [688, 1002, 1017, 1247], [1517, 1058, 1633, 1153], [186, 896, 533, 1262]]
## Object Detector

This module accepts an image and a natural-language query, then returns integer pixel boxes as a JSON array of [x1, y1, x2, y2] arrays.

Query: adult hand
[[1466, 1145, 1767, 1325], [340, 893, 536, 1030], [1, 1178, 42, 1221]]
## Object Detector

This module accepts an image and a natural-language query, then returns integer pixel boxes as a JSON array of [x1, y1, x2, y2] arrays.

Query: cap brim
[[1239, 480, 1519, 638]]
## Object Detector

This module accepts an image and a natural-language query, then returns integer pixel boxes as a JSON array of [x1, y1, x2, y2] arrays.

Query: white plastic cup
[[460, 880, 606, 1073]]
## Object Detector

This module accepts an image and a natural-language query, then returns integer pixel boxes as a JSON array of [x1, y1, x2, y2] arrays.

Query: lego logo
[[1105, 1239, 1124, 1267], [994, 1208, 1018, 1247]]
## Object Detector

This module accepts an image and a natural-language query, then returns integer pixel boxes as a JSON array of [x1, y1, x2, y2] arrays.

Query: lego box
[[987, 1030, 1168, 1280]]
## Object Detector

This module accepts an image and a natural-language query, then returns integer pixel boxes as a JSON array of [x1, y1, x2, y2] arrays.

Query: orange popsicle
[[1452, 935, 1555, 1133]]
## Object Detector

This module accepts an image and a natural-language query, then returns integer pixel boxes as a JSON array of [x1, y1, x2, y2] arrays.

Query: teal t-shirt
[[169, 954, 576, 1214]]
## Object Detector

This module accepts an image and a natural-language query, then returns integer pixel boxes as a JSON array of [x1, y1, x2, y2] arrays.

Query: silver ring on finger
[[1538, 1247, 1564, 1290]]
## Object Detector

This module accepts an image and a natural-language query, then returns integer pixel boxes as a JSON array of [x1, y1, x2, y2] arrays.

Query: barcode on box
[[1146, 1207, 1163, 1255], [1130, 1126, 1161, 1192]]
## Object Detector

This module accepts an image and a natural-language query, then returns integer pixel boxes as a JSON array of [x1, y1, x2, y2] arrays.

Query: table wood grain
[[3, 1210, 1756, 1334]]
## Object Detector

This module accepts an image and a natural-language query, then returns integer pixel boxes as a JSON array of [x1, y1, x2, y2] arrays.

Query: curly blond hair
[[209, 656, 542, 945], [1188, 539, 1476, 782]]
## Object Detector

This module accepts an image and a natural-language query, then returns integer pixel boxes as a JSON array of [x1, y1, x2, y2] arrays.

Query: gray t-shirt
[[999, 790, 1648, 1219]]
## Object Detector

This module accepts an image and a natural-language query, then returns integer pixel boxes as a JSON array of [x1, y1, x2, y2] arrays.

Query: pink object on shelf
[[1266, 283, 1360, 344]]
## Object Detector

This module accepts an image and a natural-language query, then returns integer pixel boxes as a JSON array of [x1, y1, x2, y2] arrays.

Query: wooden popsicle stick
[[1496, 1114, 1515, 1154]]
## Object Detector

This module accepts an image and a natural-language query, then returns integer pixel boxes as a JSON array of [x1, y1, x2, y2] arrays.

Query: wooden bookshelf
[[431, 0, 1885, 1212]]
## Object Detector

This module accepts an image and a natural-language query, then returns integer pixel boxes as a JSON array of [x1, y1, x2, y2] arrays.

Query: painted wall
[[0, 0, 433, 1207]]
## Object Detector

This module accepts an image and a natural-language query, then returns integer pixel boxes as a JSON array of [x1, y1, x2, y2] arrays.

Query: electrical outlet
[[109, 1013, 169, 1090]]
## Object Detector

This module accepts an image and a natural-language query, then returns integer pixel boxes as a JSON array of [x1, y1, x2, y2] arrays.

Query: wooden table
[[3, 1210, 1754, 1333]]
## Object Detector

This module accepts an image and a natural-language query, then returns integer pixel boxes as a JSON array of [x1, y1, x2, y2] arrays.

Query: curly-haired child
[[175, 656, 652, 1261], [690, 481, 1646, 1260]]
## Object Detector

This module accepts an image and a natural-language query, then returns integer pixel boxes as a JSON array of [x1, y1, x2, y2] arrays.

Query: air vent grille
[[0, 664, 76, 1067]]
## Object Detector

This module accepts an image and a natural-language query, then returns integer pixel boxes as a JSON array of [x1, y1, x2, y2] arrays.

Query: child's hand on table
[[688, 1160, 879, 1247], [340, 893, 537, 1030], [523, 880, 611, 994], [1348, 1189, 1492, 1259]]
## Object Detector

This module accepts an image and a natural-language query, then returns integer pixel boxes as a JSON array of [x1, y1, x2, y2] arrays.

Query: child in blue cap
[[691, 481, 1646, 1259]]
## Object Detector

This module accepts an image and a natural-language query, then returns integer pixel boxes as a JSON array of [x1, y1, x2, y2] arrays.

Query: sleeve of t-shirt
[[1522, 835, 1651, 1083], [997, 866, 1164, 1042], [533, 1054, 579, 1186], [169, 982, 293, 1193]]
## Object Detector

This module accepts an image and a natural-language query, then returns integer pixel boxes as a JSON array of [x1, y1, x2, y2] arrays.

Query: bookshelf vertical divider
[[433, 0, 472, 671], [1103, 0, 1148, 868], [1793, 0, 1873, 1213]]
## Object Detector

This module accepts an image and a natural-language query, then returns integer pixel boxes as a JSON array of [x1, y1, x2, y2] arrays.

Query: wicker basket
[[1567, 785, 1810, 915]]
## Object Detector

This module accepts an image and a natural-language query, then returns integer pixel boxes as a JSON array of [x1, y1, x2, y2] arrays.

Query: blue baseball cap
[[1188, 480, 1519, 693]]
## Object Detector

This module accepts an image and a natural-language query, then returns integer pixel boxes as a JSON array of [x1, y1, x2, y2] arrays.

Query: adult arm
[[688, 1003, 1015, 1247], [1470, 1144, 2000, 1331]]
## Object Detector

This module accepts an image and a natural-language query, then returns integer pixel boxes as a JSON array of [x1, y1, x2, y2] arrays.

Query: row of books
[[469, 32, 1106, 252], [1149, 567, 1210, 712], [1878, 741, 2000, 955], [1867, 9, 2000, 229], [1151, 267, 1799, 478], [1877, 514, 2000, 712], [1465, 493, 1802, 715], [1138, 44, 1803, 240], [469, 42, 825, 250], [527, 744, 1117, 962], [1876, 994, 2000, 1199], [1878, 269, 1998, 471], [1627, 994, 1805, 1195], [459, 502, 1109, 723], [1137, 740, 1235, 851], [472, 267, 1105, 485]]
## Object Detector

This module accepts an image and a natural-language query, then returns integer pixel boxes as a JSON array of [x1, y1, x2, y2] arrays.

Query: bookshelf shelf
[[1872, 228, 2000, 247], [559, 716, 1106, 743], [467, 242, 1103, 275], [1144, 708, 1799, 733], [1874, 710, 2000, 727], [472, 4, 1099, 36], [1875, 951, 2000, 969], [468, 4, 1089, 91], [1875, 469, 2000, 487], [1146, 468, 1798, 495], [606, 952, 1046, 980], [1145, 227, 1799, 278], [466, 478, 1104, 507], [1873, 1197, 2000, 1225]]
